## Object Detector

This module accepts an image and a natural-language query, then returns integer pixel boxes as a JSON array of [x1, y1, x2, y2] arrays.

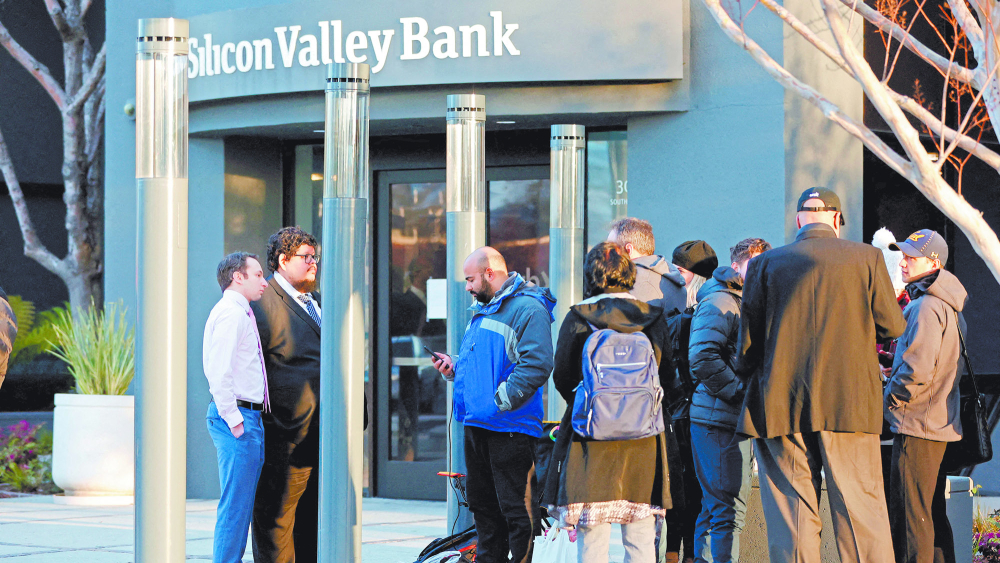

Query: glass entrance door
[[374, 166, 549, 500]]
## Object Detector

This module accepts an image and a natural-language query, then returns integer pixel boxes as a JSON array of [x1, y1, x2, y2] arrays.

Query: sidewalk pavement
[[0, 495, 629, 562], [0, 496, 447, 562]]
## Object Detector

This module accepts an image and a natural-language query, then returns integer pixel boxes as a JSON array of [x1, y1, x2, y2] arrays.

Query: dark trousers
[[889, 434, 955, 563], [666, 417, 702, 561], [252, 432, 319, 563], [464, 425, 540, 563]]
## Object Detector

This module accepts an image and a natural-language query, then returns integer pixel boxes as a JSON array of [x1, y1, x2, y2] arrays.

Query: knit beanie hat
[[672, 240, 718, 279], [872, 227, 906, 295]]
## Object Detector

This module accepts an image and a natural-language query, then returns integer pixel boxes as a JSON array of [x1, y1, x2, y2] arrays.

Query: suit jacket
[[251, 278, 323, 467], [736, 223, 906, 438]]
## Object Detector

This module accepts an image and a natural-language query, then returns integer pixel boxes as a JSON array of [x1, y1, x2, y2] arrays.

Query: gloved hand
[[494, 381, 512, 411]]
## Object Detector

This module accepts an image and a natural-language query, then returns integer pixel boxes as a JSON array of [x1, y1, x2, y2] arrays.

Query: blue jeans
[[207, 402, 265, 563], [690, 423, 752, 563]]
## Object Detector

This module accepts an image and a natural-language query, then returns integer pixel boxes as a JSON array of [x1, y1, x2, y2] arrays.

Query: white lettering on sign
[[400, 17, 429, 60], [432, 26, 458, 59], [188, 12, 519, 79]]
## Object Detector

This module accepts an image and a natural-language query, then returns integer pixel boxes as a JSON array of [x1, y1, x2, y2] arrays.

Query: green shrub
[[6, 296, 67, 369], [0, 421, 59, 494], [49, 301, 134, 395]]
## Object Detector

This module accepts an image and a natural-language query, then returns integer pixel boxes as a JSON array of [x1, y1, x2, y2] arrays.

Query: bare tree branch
[[821, 0, 1000, 282], [81, 0, 96, 20], [761, 0, 1000, 170], [86, 89, 105, 166], [0, 21, 67, 109], [702, 0, 914, 179], [67, 44, 105, 114], [838, 0, 976, 86], [0, 126, 64, 275], [940, 62, 999, 163], [896, 94, 1000, 169], [954, 0, 988, 61], [825, 0, 935, 169], [963, 0, 1000, 141], [43, 0, 73, 40]]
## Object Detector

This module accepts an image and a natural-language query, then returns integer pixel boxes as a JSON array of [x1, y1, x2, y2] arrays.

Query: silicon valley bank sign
[[186, 0, 683, 102]]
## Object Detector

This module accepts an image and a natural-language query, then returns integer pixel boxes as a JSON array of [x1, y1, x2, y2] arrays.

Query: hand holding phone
[[424, 346, 454, 381]]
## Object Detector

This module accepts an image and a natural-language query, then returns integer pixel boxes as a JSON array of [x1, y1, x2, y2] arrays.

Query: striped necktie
[[298, 294, 321, 327]]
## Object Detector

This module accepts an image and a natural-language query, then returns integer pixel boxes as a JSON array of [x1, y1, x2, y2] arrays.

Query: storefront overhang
[[189, 80, 690, 138]]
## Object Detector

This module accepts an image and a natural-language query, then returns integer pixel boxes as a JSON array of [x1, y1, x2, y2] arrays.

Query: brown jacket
[[0, 288, 16, 389], [736, 224, 906, 438], [541, 294, 672, 509]]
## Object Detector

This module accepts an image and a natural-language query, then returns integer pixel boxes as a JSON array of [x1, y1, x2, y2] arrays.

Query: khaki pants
[[754, 431, 893, 563]]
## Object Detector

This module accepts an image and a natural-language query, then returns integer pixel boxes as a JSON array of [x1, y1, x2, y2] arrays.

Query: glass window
[[224, 137, 283, 256], [489, 178, 551, 286], [586, 131, 628, 248], [388, 182, 449, 463]]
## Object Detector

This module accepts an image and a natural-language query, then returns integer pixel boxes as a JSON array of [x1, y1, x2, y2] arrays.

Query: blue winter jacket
[[453, 273, 556, 437]]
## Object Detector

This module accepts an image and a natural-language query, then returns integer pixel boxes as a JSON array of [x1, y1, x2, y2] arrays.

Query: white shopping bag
[[532, 526, 579, 563]]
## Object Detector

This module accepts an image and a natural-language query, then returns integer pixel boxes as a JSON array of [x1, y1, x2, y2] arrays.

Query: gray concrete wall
[[782, 0, 864, 243], [185, 138, 226, 499], [629, 0, 863, 258], [628, 0, 785, 258]]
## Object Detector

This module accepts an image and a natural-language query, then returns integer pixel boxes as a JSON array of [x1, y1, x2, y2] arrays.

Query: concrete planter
[[52, 393, 134, 505]]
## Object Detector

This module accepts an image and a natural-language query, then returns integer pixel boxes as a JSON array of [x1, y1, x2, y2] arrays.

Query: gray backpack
[[571, 326, 665, 440]]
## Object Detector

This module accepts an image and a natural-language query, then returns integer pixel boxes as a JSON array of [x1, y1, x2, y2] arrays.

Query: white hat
[[872, 227, 906, 295]]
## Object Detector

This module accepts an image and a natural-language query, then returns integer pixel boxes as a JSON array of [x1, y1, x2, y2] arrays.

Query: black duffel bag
[[942, 315, 993, 473]]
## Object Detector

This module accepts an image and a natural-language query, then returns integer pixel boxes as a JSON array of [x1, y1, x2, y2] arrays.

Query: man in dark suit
[[737, 188, 906, 563], [250, 226, 368, 563]]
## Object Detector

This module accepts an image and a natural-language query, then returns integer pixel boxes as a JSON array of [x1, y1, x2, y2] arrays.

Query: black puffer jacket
[[688, 267, 743, 430]]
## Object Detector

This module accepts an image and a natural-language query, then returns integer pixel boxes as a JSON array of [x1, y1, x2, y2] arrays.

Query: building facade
[[99, 0, 1000, 500]]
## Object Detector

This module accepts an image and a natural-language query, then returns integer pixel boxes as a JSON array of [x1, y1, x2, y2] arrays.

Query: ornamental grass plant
[[49, 301, 135, 395]]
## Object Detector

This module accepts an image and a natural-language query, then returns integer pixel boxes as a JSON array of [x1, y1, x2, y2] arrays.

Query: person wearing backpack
[[688, 238, 770, 563], [542, 241, 674, 563]]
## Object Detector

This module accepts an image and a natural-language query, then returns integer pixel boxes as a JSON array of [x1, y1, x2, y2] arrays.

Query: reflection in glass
[[587, 131, 628, 248], [389, 182, 449, 462], [489, 179, 551, 286]]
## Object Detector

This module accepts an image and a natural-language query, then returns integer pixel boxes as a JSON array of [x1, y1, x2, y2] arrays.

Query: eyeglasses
[[293, 253, 320, 264]]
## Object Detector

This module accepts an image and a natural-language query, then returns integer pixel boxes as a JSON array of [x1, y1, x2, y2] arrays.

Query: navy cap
[[797, 187, 845, 226], [890, 229, 948, 264]]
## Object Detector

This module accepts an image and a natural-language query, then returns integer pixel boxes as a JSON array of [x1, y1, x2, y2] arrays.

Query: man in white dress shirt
[[204, 251, 270, 563]]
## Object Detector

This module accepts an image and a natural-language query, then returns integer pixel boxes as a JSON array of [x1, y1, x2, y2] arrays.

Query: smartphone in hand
[[422, 346, 442, 361]]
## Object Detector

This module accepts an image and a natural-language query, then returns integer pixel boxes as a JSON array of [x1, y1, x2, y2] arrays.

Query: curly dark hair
[[266, 226, 319, 273], [730, 237, 772, 264], [583, 241, 636, 298]]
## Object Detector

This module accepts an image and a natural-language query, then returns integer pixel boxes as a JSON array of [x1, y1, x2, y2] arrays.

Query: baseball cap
[[890, 229, 948, 264], [797, 187, 845, 226]]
